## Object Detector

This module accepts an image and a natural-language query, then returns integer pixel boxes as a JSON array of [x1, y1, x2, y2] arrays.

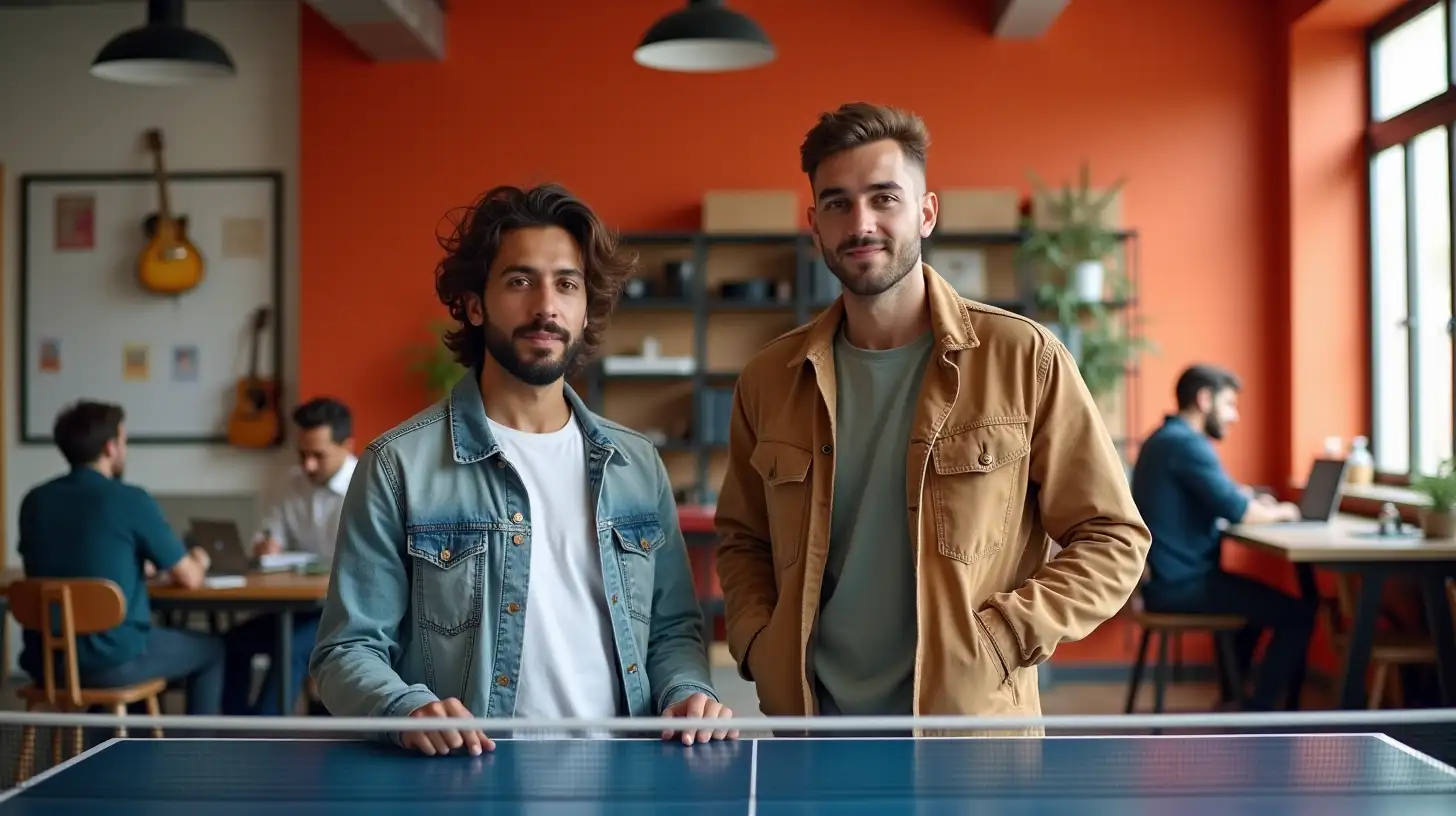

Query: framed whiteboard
[[17, 171, 283, 445]]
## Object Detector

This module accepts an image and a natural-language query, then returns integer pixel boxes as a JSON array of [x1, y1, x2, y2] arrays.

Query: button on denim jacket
[[309, 374, 718, 734]]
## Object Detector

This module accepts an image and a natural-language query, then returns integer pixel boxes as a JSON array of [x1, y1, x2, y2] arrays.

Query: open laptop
[[1275, 457, 1348, 526], [187, 518, 254, 577]]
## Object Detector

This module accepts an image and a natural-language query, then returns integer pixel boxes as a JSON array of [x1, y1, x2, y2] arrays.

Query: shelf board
[[618, 297, 692, 310]]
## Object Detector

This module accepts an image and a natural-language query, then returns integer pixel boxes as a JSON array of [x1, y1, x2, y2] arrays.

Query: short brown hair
[[434, 183, 636, 377], [53, 400, 124, 467], [799, 102, 930, 185]]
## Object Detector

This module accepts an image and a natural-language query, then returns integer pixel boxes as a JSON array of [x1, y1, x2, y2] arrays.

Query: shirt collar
[[325, 454, 357, 496]]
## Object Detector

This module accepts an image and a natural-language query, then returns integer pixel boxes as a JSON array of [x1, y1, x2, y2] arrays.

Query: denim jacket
[[309, 374, 717, 733]]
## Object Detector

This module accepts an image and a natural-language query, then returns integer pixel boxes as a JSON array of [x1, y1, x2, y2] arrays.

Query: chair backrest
[[7, 579, 127, 707]]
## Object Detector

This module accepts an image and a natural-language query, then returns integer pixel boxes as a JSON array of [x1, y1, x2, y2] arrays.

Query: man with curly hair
[[311, 184, 733, 755]]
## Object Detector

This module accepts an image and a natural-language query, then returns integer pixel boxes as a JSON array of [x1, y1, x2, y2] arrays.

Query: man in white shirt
[[221, 397, 357, 716]]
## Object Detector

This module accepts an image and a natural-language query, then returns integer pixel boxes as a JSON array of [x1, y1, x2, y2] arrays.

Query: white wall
[[0, 0, 301, 570]]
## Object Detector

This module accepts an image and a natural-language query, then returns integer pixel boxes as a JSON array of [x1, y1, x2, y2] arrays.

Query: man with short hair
[[312, 183, 732, 756], [221, 397, 357, 716], [18, 401, 224, 714], [1131, 364, 1315, 711], [715, 102, 1152, 726]]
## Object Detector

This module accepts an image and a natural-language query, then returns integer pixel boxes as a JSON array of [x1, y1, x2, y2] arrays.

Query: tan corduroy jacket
[[713, 264, 1151, 732]]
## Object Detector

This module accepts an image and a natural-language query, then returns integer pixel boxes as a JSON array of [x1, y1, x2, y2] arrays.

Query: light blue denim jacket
[[309, 374, 717, 734]]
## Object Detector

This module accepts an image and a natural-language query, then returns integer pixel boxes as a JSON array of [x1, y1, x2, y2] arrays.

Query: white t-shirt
[[488, 414, 619, 738]]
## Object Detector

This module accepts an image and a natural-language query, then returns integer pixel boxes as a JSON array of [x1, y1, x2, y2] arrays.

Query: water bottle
[[1347, 436, 1374, 485]]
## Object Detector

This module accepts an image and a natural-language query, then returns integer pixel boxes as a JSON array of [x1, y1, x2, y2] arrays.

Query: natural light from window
[[1412, 126, 1453, 476], [1372, 2, 1448, 121], [1371, 144, 1411, 474]]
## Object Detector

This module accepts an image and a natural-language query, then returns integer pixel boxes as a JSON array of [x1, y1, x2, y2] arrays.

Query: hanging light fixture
[[634, 0, 775, 73], [91, 0, 236, 86]]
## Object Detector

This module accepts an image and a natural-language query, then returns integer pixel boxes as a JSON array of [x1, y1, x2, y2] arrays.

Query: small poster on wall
[[171, 344, 199, 382], [38, 338, 61, 373], [122, 344, 150, 381], [54, 194, 96, 251]]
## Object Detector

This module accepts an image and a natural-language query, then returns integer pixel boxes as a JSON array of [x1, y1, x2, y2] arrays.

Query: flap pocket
[[933, 418, 1031, 475], [406, 528, 487, 569], [612, 516, 666, 557], [750, 440, 813, 486]]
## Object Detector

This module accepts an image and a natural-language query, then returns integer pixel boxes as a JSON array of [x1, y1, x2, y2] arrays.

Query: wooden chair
[[1319, 573, 1437, 709], [7, 579, 166, 783], [1123, 586, 1248, 713]]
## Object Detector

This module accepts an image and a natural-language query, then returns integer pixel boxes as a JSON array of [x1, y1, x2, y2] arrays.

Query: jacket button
[[640, 538, 652, 551], [440, 550, 451, 561], [506, 602, 520, 614], [512, 534, 524, 545], [821, 444, 833, 455], [512, 512, 524, 523], [495, 460, 506, 469], [496, 674, 510, 686], [979, 453, 994, 466], [626, 664, 638, 673], [611, 594, 619, 604]]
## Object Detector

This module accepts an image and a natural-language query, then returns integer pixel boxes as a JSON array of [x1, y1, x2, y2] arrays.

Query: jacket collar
[[787, 262, 980, 368], [447, 370, 621, 464]]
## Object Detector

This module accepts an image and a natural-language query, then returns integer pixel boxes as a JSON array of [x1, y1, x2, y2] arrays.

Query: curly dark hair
[[433, 183, 635, 376]]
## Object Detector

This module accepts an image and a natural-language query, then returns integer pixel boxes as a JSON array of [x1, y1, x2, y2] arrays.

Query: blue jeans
[[221, 611, 322, 716]]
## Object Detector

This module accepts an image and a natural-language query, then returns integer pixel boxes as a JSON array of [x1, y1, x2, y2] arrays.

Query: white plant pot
[[1072, 260, 1105, 302]]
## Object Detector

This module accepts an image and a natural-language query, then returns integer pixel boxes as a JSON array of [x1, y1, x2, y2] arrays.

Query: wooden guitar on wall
[[226, 307, 281, 448], [138, 128, 205, 296]]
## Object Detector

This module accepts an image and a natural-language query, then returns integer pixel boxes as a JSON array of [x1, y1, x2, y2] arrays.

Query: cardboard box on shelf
[[935, 188, 1022, 232], [702, 190, 799, 234]]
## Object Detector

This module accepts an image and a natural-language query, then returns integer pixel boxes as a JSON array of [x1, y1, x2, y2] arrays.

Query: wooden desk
[[1, 568, 328, 715], [1224, 515, 1456, 709]]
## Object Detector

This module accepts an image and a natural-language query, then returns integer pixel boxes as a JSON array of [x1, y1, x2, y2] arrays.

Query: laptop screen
[[1298, 458, 1348, 521]]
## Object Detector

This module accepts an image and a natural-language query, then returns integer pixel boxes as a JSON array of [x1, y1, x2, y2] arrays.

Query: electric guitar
[[226, 307, 281, 448], [137, 128, 205, 296]]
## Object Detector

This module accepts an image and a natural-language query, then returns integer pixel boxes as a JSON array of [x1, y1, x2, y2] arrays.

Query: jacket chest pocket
[[611, 518, 663, 624], [930, 418, 1031, 564], [408, 529, 489, 636], [749, 440, 813, 571]]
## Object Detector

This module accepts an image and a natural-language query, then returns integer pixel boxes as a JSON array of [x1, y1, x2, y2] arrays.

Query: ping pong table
[[2, 733, 1454, 815]]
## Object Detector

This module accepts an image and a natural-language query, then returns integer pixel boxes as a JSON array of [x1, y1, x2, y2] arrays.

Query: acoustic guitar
[[137, 128, 204, 296], [226, 307, 281, 448]]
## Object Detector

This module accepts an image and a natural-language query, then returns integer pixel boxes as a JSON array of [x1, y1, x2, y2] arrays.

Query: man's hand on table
[[403, 698, 494, 756], [661, 692, 737, 745]]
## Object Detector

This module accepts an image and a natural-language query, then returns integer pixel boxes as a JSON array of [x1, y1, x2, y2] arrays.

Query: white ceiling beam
[[303, 0, 445, 62], [991, 0, 1072, 40]]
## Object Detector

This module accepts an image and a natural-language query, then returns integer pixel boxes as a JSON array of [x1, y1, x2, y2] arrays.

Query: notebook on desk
[[1274, 457, 1348, 527]]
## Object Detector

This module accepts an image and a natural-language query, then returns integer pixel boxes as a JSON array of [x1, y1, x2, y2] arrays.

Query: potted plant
[[1020, 162, 1126, 303], [1412, 458, 1456, 539], [406, 319, 468, 402]]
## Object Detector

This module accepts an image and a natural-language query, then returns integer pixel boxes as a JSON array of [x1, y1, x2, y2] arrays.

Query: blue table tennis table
[[2, 733, 1455, 815]]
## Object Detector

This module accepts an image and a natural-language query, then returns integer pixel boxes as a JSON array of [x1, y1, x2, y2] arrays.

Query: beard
[[483, 316, 584, 387], [820, 231, 922, 297], [1204, 414, 1226, 441]]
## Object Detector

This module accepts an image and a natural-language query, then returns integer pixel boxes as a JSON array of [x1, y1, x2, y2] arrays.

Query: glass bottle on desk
[[1346, 436, 1374, 485]]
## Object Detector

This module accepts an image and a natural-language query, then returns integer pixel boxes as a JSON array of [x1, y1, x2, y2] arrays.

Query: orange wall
[[299, 0, 1289, 491], [298, 0, 1383, 665]]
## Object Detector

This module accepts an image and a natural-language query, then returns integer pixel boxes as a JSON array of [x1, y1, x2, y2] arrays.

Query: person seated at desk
[[221, 397, 357, 717], [17, 400, 224, 714], [1131, 364, 1317, 711]]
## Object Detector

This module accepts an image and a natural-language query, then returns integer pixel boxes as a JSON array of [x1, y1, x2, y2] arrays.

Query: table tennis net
[[0, 709, 1453, 802]]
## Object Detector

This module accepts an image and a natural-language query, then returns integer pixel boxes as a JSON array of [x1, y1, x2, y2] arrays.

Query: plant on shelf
[[1017, 162, 1152, 408], [406, 319, 468, 402], [1412, 458, 1456, 539]]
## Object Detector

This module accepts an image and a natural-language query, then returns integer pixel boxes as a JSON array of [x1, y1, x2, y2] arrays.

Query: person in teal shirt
[[18, 401, 224, 714]]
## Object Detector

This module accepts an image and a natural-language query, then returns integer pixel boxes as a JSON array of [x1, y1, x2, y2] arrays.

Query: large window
[[1368, 0, 1456, 478]]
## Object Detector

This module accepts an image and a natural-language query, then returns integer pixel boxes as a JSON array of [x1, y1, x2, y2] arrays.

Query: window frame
[[1365, 0, 1456, 483]]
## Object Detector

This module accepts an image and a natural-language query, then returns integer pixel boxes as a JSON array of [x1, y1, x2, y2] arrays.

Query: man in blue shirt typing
[[1131, 365, 1316, 711], [17, 401, 225, 714]]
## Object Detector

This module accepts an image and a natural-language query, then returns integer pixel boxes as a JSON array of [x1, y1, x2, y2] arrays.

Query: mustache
[[513, 320, 570, 341], [837, 236, 889, 253]]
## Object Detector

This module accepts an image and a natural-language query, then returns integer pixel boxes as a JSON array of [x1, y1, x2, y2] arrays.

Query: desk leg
[[1286, 564, 1320, 710], [1421, 570, 1456, 707], [277, 610, 294, 716], [1337, 570, 1385, 709]]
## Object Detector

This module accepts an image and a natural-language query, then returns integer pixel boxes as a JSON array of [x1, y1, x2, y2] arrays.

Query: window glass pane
[[1372, 2, 1448, 121], [1372, 144, 1411, 473], [1412, 126, 1453, 474]]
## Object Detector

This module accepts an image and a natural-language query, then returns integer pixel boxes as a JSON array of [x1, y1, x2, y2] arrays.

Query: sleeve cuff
[[656, 682, 719, 714], [975, 606, 1022, 681], [381, 688, 441, 746]]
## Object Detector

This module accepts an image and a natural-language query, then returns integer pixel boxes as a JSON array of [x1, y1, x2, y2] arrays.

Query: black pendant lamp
[[91, 0, 235, 86], [634, 0, 775, 73]]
